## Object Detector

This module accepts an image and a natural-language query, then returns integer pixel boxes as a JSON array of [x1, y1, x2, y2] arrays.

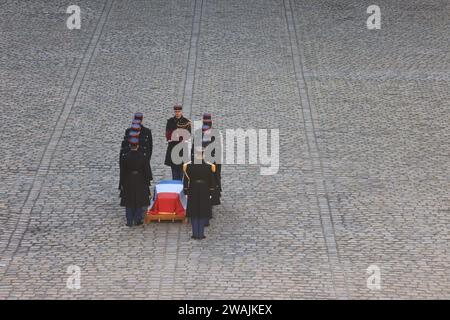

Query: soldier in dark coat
[[165, 105, 191, 180], [201, 113, 222, 206], [129, 113, 152, 156], [183, 147, 215, 240], [120, 137, 150, 227], [123, 112, 153, 183], [119, 113, 153, 200]]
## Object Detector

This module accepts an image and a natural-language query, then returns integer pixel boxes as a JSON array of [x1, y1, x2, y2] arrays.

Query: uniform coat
[[125, 125, 153, 160], [119, 125, 153, 189], [165, 116, 191, 167], [120, 150, 150, 208], [210, 163, 222, 206], [198, 130, 222, 206], [183, 161, 215, 219]]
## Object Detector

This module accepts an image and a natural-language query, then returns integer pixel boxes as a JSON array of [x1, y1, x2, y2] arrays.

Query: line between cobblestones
[[0, 0, 113, 281], [172, 222, 182, 298], [155, 0, 204, 297], [181, 0, 203, 118], [283, 0, 349, 299]]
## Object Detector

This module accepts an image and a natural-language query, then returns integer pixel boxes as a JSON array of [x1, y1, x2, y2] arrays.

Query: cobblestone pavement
[[0, 0, 449, 299]]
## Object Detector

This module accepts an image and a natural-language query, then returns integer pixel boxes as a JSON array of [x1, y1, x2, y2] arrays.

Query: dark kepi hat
[[131, 123, 141, 131], [173, 104, 182, 111], [128, 137, 139, 145], [134, 112, 143, 120], [129, 130, 140, 138], [202, 113, 212, 125]]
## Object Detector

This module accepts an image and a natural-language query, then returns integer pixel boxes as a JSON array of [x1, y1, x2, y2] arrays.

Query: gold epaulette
[[183, 162, 191, 179], [177, 119, 191, 129]]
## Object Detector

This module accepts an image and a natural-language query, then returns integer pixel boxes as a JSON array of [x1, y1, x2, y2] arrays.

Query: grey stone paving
[[0, 0, 449, 299]]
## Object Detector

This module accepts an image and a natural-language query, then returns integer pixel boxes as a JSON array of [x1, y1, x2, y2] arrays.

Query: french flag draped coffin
[[148, 180, 187, 216]]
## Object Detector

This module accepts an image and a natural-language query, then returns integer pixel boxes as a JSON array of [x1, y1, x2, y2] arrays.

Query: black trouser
[[191, 217, 208, 238], [125, 207, 144, 226]]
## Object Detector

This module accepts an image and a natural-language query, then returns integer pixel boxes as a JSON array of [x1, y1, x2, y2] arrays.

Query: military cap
[[129, 130, 140, 138], [203, 113, 212, 126], [128, 137, 139, 145], [131, 123, 141, 131], [134, 112, 143, 120], [173, 104, 182, 111]]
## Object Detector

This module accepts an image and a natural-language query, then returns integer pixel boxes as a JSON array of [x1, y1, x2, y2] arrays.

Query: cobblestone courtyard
[[0, 0, 449, 299]]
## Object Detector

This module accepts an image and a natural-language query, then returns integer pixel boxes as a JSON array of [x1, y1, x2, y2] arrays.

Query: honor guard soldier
[[201, 113, 222, 206], [165, 104, 191, 180], [119, 137, 151, 227], [131, 112, 153, 163], [120, 112, 153, 190], [119, 122, 141, 192], [183, 146, 216, 240]]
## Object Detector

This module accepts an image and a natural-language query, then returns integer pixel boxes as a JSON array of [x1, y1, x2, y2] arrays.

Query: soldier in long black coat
[[201, 114, 222, 206], [119, 114, 153, 191], [124, 124, 153, 162], [124, 113, 153, 181], [183, 148, 215, 240], [165, 105, 191, 180], [120, 137, 150, 227], [126, 113, 153, 157]]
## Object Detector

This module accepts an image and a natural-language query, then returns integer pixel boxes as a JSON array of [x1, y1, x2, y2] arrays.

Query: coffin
[[145, 180, 187, 223]]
